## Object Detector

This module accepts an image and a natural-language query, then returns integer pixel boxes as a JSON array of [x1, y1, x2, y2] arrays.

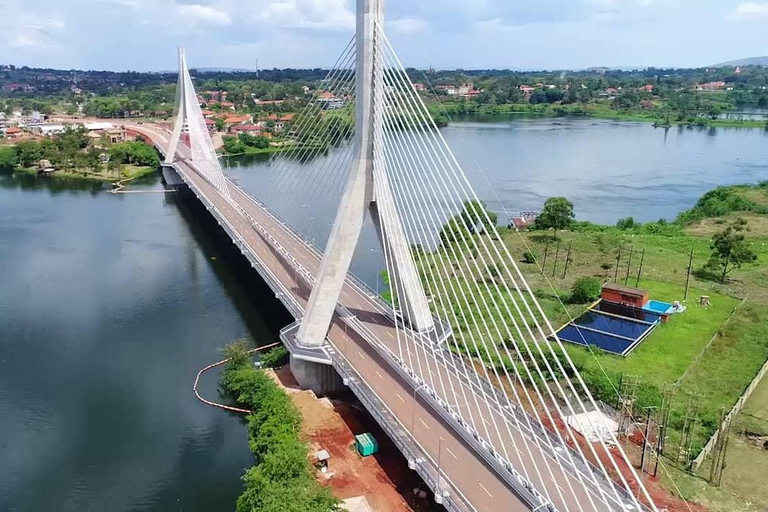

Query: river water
[[1, 117, 767, 511]]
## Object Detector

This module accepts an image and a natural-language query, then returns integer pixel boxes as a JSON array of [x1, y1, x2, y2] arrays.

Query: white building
[[30, 124, 66, 136], [84, 122, 114, 131]]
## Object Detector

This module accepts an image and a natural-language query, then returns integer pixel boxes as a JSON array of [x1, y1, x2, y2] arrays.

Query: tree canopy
[[535, 197, 575, 236], [705, 221, 758, 282]]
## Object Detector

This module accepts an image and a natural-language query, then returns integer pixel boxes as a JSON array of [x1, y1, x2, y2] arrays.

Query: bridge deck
[[131, 124, 639, 512]]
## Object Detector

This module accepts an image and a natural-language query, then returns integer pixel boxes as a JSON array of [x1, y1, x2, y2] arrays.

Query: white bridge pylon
[[296, 0, 435, 347], [166, 47, 231, 200]]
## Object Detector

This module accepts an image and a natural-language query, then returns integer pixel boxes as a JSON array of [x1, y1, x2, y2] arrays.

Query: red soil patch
[[269, 367, 441, 512], [540, 415, 707, 512]]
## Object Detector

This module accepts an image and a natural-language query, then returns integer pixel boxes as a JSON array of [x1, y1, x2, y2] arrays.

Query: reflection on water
[[0, 170, 290, 512]]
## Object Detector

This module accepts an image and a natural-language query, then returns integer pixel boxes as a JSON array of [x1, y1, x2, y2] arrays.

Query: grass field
[[565, 279, 741, 390]]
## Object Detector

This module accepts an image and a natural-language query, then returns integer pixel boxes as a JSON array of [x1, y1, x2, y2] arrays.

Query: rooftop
[[602, 282, 648, 298]]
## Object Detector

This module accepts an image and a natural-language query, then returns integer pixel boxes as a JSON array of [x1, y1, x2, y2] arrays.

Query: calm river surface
[[1, 117, 767, 511]]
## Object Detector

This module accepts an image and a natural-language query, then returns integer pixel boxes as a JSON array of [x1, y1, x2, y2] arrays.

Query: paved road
[[130, 124, 639, 512]]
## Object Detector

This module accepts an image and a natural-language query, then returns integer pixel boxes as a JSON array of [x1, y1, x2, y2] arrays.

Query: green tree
[[460, 200, 497, 234], [534, 197, 575, 237], [14, 141, 42, 167], [439, 215, 471, 246], [215, 117, 226, 132], [705, 223, 758, 282], [0, 146, 17, 171]]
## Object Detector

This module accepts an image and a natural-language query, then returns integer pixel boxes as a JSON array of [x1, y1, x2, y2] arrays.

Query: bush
[[260, 345, 289, 368], [220, 342, 339, 512], [616, 217, 637, 230], [522, 251, 536, 264], [570, 277, 602, 304]]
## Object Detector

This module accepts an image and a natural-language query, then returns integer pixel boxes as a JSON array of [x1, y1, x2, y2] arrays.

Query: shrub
[[570, 277, 602, 304], [260, 345, 289, 368], [220, 343, 339, 512], [522, 251, 536, 264], [615, 217, 636, 230]]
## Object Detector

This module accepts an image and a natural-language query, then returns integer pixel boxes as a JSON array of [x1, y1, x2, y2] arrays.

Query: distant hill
[[713, 56, 768, 67]]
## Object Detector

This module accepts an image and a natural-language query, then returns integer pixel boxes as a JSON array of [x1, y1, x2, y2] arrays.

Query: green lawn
[[676, 301, 768, 430]]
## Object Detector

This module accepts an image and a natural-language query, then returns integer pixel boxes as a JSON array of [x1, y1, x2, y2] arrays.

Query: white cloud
[[8, 14, 65, 48], [387, 17, 428, 34], [258, 0, 354, 31], [474, 18, 525, 32], [177, 4, 232, 26], [729, 2, 768, 20]]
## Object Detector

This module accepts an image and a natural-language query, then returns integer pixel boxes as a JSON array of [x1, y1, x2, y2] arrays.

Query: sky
[[0, 0, 766, 72]]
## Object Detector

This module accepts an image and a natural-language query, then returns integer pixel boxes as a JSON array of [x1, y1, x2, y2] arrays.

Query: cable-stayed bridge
[[129, 1, 659, 510]]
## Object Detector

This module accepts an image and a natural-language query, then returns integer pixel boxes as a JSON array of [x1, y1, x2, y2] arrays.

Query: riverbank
[[428, 101, 768, 129], [11, 163, 158, 184], [218, 144, 337, 158], [217, 342, 432, 512]]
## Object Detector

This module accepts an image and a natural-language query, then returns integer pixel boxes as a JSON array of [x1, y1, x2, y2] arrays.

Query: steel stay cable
[[370, 51, 453, 422], [376, 42, 596, 506], [378, 38, 624, 510], [271, 47, 357, 201], [268, 43, 356, 204], [378, 54, 582, 511], [378, 57, 596, 511], [379, 29, 653, 511], [378, 91, 560, 504]]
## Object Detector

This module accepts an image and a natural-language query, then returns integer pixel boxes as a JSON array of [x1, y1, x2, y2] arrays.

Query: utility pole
[[542, 238, 551, 274], [634, 248, 646, 288], [562, 240, 573, 279], [684, 247, 694, 302], [640, 406, 657, 475], [551, 239, 561, 278], [614, 244, 623, 282], [624, 245, 634, 286], [658, 384, 676, 457], [437, 437, 444, 491], [618, 375, 639, 439], [710, 408, 733, 486]]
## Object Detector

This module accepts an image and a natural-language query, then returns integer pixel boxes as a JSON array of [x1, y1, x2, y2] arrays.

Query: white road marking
[[478, 482, 493, 498], [419, 418, 431, 430], [357, 351, 365, 360], [395, 393, 406, 403], [375, 371, 383, 380], [446, 447, 458, 460]]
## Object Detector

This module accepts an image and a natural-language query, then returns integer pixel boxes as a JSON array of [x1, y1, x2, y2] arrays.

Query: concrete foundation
[[161, 165, 186, 188], [289, 355, 346, 396]]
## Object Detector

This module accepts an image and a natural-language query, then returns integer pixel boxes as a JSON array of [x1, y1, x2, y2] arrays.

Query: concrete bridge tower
[[296, 0, 435, 348]]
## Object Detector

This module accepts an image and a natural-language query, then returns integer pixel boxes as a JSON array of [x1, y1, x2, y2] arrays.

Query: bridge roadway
[[130, 124, 636, 512]]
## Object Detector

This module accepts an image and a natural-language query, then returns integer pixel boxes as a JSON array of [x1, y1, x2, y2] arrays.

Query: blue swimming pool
[[644, 299, 673, 314]]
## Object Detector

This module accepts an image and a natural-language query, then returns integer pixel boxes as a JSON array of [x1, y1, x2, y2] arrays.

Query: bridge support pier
[[160, 164, 186, 189], [289, 355, 345, 396]]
